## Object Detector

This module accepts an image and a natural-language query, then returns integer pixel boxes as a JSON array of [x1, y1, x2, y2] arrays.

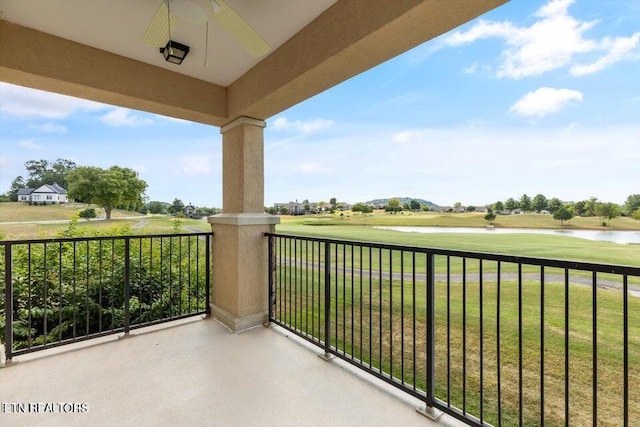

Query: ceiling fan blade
[[211, 0, 270, 58], [143, 1, 179, 47]]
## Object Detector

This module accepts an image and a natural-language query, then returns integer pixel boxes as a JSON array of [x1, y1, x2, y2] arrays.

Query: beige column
[[208, 116, 279, 332]]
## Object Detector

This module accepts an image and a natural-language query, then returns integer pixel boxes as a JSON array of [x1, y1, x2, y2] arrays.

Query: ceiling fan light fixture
[[160, 40, 190, 65]]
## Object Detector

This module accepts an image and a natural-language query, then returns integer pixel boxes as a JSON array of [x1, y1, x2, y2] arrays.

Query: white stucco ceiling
[[0, 0, 337, 87]]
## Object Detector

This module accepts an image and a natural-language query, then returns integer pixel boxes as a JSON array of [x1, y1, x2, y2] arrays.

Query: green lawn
[[276, 222, 640, 267], [281, 210, 640, 230], [0, 202, 145, 222], [273, 244, 640, 426]]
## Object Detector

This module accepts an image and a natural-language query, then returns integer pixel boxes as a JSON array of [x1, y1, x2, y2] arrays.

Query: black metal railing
[[265, 233, 640, 427], [1, 232, 211, 361]]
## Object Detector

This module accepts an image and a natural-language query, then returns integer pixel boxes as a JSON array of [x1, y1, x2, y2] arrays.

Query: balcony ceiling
[[0, 0, 337, 88], [0, 0, 508, 126]]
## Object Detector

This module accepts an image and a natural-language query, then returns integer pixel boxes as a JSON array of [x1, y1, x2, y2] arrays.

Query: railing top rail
[[263, 232, 640, 276], [1, 231, 213, 245]]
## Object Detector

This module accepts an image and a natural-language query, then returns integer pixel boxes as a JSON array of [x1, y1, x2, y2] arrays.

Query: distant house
[[183, 203, 202, 218], [18, 183, 68, 205], [17, 188, 34, 202], [274, 201, 305, 215]]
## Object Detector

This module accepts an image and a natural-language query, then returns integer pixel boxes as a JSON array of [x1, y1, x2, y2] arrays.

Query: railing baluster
[[479, 259, 484, 424], [206, 234, 211, 316], [519, 263, 523, 426], [426, 251, 435, 409], [447, 255, 451, 406], [28, 244, 33, 348], [58, 241, 63, 343], [4, 243, 13, 362], [462, 257, 467, 414], [540, 265, 545, 427], [497, 261, 502, 427], [268, 235, 274, 323], [323, 241, 331, 356], [623, 274, 628, 427], [123, 238, 130, 335], [592, 270, 598, 427], [565, 267, 570, 427]]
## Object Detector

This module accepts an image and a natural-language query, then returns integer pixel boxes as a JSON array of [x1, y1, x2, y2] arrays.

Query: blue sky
[[1, 0, 639, 208]]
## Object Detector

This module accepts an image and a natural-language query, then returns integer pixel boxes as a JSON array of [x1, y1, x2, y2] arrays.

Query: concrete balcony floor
[[0, 317, 463, 427]]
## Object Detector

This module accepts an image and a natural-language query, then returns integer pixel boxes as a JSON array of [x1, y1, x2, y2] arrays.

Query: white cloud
[[443, 0, 639, 79], [17, 139, 43, 150], [510, 87, 583, 118], [28, 122, 68, 133], [571, 32, 640, 75], [100, 108, 153, 127], [293, 162, 333, 175], [179, 155, 213, 175], [463, 63, 478, 74], [0, 82, 106, 119], [271, 117, 334, 133], [392, 130, 429, 144]]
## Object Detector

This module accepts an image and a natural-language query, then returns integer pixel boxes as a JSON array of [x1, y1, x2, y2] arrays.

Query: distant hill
[[365, 197, 439, 208]]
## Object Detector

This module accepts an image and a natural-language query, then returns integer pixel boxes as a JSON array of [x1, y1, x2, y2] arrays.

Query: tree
[[584, 197, 598, 217], [362, 205, 373, 215], [146, 201, 168, 214], [168, 198, 185, 215], [8, 176, 26, 201], [624, 194, 640, 216], [572, 201, 584, 216], [553, 206, 574, 225], [79, 208, 97, 221], [484, 211, 496, 224], [453, 202, 462, 211], [492, 201, 504, 213], [386, 198, 401, 214], [330, 197, 337, 210], [519, 194, 532, 212], [633, 208, 640, 221], [265, 206, 278, 215], [466, 205, 476, 212], [409, 199, 421, 211], [504, 198, 518, 213], [23, 159, 77, 189], [352, 202, 365, 213], [595, 202, 620, 226], [549, 197, 564, 214], [67, 166, 147, 220], [532, 194, 548, 212]]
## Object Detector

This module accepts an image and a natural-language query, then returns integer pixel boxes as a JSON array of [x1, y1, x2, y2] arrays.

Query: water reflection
[[374, 226, 640, 244]]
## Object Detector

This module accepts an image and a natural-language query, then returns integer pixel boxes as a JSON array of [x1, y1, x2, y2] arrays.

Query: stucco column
[[208, 116, 279, 332]]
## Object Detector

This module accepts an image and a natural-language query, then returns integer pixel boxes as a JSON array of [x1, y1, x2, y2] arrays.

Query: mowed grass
[[276, 222, 640, 268], [0, 214, 210, 240], [0, 202, 144, 222], [282, 210, 640, 230], [272, 222, 640, 425], [275, 257, 640, 426]]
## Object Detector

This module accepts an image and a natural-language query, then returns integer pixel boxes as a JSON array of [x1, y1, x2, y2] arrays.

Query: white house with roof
[[18, 183, 68, 205]]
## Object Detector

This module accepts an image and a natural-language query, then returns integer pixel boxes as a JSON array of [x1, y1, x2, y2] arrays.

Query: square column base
[[208, 213, 280, 333]]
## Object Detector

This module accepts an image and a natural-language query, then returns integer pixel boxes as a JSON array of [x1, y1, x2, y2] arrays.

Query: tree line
[[484, 193, 640, 226]]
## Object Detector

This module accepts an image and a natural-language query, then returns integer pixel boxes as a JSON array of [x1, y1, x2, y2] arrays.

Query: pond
[[374, 226, 640, 245]]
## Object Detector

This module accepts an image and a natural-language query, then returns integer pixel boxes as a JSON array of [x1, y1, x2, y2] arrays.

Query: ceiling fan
[[143, 0, 270, 58]]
